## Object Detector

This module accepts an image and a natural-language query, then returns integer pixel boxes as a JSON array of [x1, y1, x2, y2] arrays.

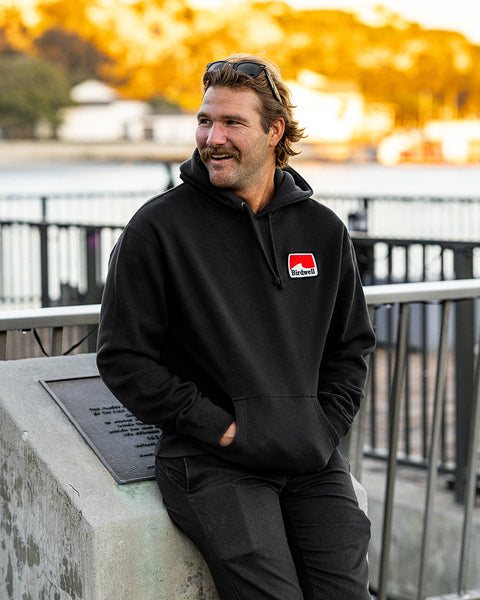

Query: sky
[[190, 0, 480, 45]]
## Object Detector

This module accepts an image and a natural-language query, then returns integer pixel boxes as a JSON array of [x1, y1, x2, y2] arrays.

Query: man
[[97, 53, 376, 600]]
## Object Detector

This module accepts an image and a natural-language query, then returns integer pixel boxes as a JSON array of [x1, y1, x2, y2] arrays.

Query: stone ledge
[[0, 353, 368, 599], [0, 354, 217, 600]]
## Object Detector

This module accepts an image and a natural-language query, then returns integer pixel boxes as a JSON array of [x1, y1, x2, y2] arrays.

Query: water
[[295, 160, 480, 198], [2, 159, 480, 198], [0, 161, 173, 196]]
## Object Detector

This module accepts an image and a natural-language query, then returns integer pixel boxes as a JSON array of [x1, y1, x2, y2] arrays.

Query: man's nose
[[207, 123, 227, 145]]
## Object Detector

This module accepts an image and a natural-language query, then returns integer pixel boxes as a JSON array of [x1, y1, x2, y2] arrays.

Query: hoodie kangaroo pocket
[[218, 395, 338, 473]]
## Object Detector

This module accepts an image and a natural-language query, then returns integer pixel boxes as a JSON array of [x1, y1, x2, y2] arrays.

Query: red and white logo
[[288, 253, 318, 278]]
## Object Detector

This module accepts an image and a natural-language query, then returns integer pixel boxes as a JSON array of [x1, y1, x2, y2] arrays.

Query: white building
[[55, 75, 394, 152], [57, 80, 151, 143], [288, 70, 394, 145]]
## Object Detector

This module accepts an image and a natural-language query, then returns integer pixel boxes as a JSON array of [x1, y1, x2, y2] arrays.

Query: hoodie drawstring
[[242, 203, 285, 290]]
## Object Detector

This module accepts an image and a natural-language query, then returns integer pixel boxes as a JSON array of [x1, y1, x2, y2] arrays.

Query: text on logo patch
[[288, 253, 318, 278]]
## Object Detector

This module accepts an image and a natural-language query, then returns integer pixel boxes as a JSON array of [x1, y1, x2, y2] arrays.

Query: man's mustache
[[200, 147, 241, 161]]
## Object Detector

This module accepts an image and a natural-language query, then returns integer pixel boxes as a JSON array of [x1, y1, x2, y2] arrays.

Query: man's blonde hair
[[202, 53, 305, 168]]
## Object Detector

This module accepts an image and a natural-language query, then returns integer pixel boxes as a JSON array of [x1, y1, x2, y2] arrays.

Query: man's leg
[[281, 449, 371, 600], [156, 454, 304, 600]]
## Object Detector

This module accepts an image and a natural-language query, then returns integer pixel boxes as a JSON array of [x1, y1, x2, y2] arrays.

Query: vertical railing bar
[[416, 300, 452, 600], [440, 246, 445, 281], [370, 351, 377, 451], [440, 371, 448, 467], [387, 245, 394, 402], [454, 248, 475, 504], [404, 247, 411, 459], [422, 245, 429, 461], [369, 303, 376, 455], [377, 302, 409, 600], [0, 331, 7, 360], [40, 197, 49, 307], [51, 326, 63, 357], [350, 305, 376, 482], [457, 329, 480, 595], [422, 301, 429, 460], [0, 223, 4, 306]]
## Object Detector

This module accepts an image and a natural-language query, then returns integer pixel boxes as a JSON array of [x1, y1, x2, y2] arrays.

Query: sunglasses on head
[[205, 60, 282, 104]]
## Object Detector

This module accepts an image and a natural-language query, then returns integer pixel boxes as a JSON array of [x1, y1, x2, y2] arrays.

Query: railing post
[[51, 326, 63, 356], [85, 227, 102, 353], [417, 300, 452, 600], [40, 196, 50, 308], [85, 227, 103, 305], [0, 331, 6, 360], [377, 302, 409, 600], [456, 333, 480, 596], [453, 247, 474, 503]]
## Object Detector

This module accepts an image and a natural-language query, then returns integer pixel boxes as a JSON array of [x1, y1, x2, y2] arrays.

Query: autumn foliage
[[1, 0, 480, 124]]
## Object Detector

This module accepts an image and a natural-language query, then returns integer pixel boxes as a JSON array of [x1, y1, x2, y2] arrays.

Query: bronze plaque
[[40, 375, 161, 484]]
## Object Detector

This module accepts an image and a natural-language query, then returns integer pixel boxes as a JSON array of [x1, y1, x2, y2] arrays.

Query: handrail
[[364, 278, 480, 304], [1, 279, 479, 334], [0, 303, 101, 331]]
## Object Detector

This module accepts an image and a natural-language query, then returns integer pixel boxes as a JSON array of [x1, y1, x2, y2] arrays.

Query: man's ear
[[269, 118, 285, 148]]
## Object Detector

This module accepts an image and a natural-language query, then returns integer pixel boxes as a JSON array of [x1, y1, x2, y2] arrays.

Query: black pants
[[156, 449, 370, 600]]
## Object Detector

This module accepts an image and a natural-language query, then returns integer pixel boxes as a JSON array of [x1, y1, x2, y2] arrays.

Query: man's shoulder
[[131, 182, 195, 222], [299, 197, 346, 228], [144, 181, 192, 209]]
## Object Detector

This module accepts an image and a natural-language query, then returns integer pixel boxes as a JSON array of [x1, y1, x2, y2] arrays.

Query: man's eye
[[198, 118, 211, 125]]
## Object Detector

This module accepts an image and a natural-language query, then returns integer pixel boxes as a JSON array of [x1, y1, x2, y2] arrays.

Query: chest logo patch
[[288, 253, 318, 278]]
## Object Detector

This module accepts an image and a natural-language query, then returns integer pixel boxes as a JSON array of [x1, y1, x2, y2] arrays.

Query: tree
[[0, 7, 32, 54], [35, 28, 112, 85], [0, 53, 71, 139]]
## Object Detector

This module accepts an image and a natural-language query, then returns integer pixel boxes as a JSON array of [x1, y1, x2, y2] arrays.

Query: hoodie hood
[[179, 148, 314, 215], [180, 149, 314, 289]]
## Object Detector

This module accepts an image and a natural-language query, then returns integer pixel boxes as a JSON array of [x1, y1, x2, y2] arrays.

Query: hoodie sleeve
[[317, 230, 376, 441], [96, 225, 234, 446]]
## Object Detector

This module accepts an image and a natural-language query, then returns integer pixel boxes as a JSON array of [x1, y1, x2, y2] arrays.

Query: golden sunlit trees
[[0, 7, 33, 54], [35, 28, 112, 84], [1, 0, 480, 128]]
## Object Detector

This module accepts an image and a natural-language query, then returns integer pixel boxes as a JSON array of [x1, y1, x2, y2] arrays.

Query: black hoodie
[[97, 150, 375, 474]]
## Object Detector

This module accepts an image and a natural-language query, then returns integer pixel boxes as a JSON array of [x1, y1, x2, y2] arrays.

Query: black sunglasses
[[205, 60, 282, 104]]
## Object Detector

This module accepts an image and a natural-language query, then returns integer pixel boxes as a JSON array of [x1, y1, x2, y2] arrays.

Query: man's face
[[196, 86, 278, 200]]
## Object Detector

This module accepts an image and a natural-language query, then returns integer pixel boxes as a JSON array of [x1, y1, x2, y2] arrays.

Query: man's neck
[[234, 175, 276, 214]]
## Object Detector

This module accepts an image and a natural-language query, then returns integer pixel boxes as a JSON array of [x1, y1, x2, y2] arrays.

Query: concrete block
[[0, 353, 369, 599], [0, 354, 218, 600]]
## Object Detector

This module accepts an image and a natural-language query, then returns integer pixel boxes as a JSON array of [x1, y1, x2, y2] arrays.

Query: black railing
[[2, 190, 479, 302]]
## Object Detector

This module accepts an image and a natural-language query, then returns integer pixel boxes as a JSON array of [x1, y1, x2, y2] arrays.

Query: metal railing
[[0, 304, 100, 360], [1, 279, 479, 600], [1, 219, 479, 310], [316, 193, 480, 243], [353, 279, 480, 600], [2, 191, 480, 310]]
